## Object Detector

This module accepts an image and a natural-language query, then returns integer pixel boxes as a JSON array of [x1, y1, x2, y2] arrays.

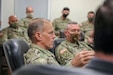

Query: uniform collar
[[64, 40, 80, 47], [30, 44, 55, 57], [60, 16, 69, 21]]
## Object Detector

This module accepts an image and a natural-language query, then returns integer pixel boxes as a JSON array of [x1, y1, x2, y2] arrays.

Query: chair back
[[3, 38, 29, 72]]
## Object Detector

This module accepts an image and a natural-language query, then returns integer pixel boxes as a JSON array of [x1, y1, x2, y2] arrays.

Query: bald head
[[8, 15, 18, 24], [26, 6, 34, 18], [26, 6, 34, 13]]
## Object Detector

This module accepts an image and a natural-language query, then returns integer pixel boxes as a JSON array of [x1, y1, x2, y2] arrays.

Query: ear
[[34, 32, 42, 41]]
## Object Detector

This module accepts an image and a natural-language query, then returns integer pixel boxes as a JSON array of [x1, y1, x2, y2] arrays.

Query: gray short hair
[[27, 18, 50, 40], [65, 21, 78, 30]]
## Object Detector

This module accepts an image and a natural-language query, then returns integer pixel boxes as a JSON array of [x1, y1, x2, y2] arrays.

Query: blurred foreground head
[[94, 0, 113, 54], [13, 64, 91, 75]]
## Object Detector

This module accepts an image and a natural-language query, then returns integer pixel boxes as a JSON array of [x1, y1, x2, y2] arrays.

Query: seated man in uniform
[[19, 6, 34, 43], [52, 7, 71, 37], [55, 22, 94, 67], [19, 6, 34, 29], [24, 18, 59, 65], [0, 15, 27, 45], [80, 11, 95, 38]]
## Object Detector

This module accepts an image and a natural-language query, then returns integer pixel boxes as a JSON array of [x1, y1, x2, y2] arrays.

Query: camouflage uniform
[[24, 44, 59, 65], [18, 17, 33, 43], [0, 26, 25, 45], [55, 40, 92, 65], [52, 17, 71, 37], [19, 17, 33, 29], [81, 20, 94, 37]]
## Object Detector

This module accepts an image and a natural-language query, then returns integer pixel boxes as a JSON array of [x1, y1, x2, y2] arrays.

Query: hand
[[71, 50, 95, 67]]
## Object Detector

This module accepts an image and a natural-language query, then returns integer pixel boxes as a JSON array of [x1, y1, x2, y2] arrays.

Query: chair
[[79, 31, 85, 41], [59, 30, 66, 38], [3, 38, 29, 73], [49, 38, 65, 55]]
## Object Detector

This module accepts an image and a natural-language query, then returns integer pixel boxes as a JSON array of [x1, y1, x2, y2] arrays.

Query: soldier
[[18, 6, 34, 43], [0, 15, 26, 45], [19, 6, 34, 29], [52, 7, 71, 37], [0, 15, 26, 75], [24, 18, 59, 65], [55, 22, 94, 67], [81, 11, 95, 37]]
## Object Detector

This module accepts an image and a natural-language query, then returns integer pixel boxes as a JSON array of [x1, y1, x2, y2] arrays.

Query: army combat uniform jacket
[[55, 40, 92, 65], [18, 17, 33, 43], [19, 17, 33, 29], [52, 17, 71, 37], [81, 20, 94, 37], [24, 44, 59, 65], [0, 26, 25, 45]]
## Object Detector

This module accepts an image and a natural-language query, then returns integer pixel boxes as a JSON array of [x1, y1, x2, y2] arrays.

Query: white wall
[[1, 0, 48, 29], [50, 0, 104, 23], [15, 0, 48, 20], [1, 0, 14, 29]]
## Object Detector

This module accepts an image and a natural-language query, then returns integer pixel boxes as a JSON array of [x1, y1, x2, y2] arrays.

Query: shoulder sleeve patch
[[60, 49, 67, 54]]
